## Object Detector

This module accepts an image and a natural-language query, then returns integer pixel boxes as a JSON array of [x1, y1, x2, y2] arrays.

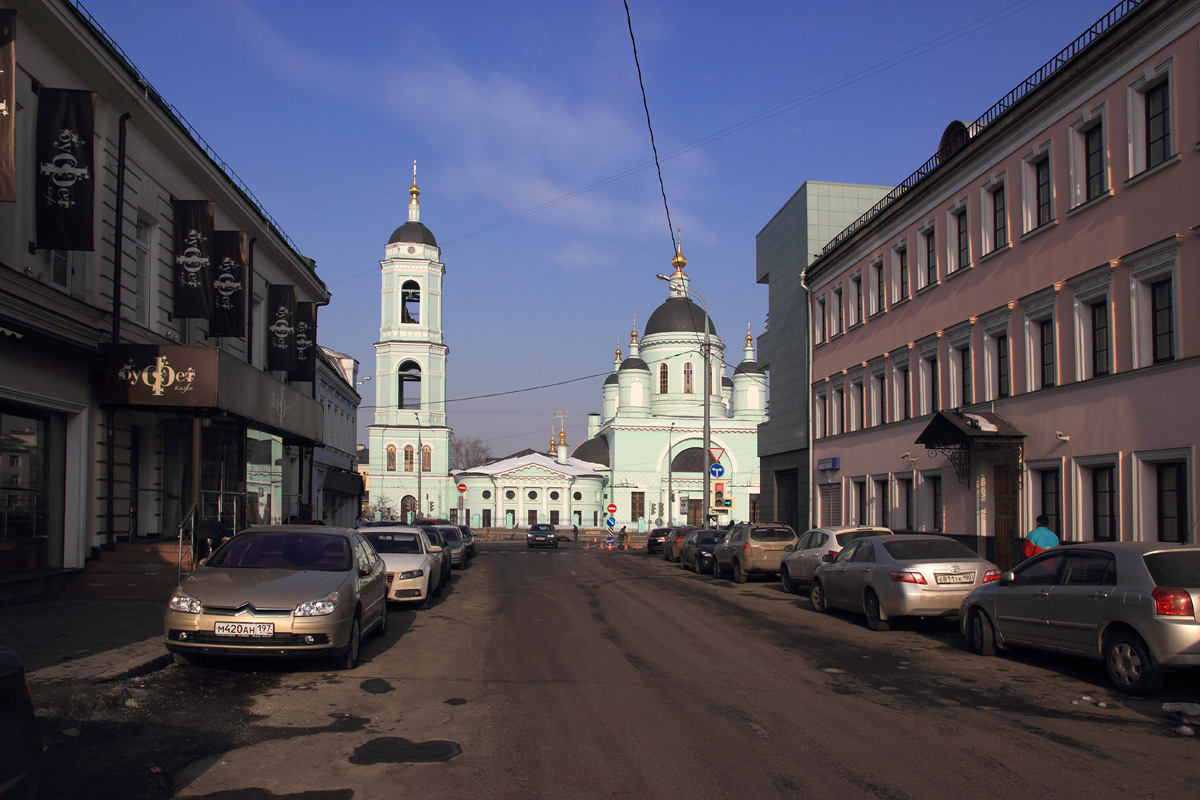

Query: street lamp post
[[656, 274, 712, 526], [667, 421, 674, 527]]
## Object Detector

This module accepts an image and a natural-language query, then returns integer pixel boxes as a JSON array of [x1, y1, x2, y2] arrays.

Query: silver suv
[[780, 526, 895, 593], [712, 523, 798, 583]]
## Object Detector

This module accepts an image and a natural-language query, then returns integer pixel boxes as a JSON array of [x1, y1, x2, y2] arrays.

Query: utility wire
[[624, 0, 676, 255]]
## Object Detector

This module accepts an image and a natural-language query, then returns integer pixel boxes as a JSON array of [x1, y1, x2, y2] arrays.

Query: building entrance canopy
[[915, 410, 1025, 486], [98, 345, 323, 446]]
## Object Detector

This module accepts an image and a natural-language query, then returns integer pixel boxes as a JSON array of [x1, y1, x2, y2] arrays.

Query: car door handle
[[1037, 590, 1050, 597], [1091, 592, 1109, 599]]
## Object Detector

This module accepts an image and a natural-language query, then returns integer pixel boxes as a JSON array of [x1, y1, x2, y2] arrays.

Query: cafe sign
[[101, 345, 218, 407]]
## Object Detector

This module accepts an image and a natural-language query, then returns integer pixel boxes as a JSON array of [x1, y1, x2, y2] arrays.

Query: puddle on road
[[350, 736, 463, 765], [188, 789, 354, 800], [360, 678, 394, 694], [444, 697, 467, 706]]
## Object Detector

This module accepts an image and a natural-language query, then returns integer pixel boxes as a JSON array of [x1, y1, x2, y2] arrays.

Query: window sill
[[1067, 189, 1113, 218], [869, 309, 887, 320], [916, 281, 939, 297], [945, 263, 973, 281], [848, 320, 865, 332], [1125, 152, 1181, 189], [1019, 218, 1058, 243], [979, 243, 1011, 265], [890, 296, 910, 310]]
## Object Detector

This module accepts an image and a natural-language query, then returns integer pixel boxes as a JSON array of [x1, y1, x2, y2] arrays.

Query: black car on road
[[527, 524, 559, 548]]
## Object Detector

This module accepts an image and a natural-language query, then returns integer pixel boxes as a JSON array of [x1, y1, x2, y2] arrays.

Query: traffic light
[[712, 482, 725, 509]]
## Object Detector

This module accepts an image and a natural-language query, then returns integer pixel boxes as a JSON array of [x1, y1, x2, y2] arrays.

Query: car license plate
[[934, 572, 974, 584], [214, 621, 274, 637]]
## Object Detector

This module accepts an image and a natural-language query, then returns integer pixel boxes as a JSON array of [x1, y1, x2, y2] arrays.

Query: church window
[[482, 490, 492, 499], [404, 445, 414, 472], [659, 363, 668, 394], [550, 491, 560, 500], [401, 280, 421, 324], [573, 491, 582, 500], [506, 490, 516, 500], [422, 445, 431, 472], [684, 362, 694, 394], [670, 447, 706, 472], [386, 445, 396, 472], [528, 490, 538, 500], [398, 361, 422, 410]]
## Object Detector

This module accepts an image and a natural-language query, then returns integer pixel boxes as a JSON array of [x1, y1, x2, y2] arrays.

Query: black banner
[[172, 200, 214, 318], [0, 11, 15, 203], [265, 284, 297, 371], [35, 88, 96, 249], [209, 231, 246, 337], [288, 302, 317, 383]]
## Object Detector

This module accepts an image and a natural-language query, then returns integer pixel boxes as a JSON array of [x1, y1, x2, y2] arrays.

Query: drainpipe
[[246, 237, 257, 365], [105, 112, 132, 548], [800, 268, 814, 529]]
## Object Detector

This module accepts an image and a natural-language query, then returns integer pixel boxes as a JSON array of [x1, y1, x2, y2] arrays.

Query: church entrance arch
[[401, 494, 417, 522]]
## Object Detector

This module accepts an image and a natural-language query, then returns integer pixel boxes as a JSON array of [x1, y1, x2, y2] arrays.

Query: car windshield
[[751, 527, 795, 542], [208, 532, 350, 571], [531, 525, 554, 532], [440, 528, 462, 541], [1144, 551, 1200, 587], [365, 532, 422, 554], [836, 529, 891, 546], [883, 538, 979, 561]]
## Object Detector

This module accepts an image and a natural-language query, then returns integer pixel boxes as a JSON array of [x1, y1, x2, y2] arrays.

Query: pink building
[[803, 0, 1198, 568]]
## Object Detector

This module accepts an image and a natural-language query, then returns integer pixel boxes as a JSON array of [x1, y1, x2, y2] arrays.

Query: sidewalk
[[0, 595, 172, 684]]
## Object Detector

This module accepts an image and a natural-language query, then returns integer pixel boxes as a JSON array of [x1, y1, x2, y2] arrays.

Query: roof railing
[[817, 0, 1141, 260]]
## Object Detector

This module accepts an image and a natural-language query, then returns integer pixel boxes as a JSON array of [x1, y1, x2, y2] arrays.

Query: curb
[[29, 636, 172, 685]]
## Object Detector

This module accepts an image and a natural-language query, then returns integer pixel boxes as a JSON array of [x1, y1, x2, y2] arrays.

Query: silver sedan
[[960, 541, 1200, 695], [811, 535, 1000, 631]]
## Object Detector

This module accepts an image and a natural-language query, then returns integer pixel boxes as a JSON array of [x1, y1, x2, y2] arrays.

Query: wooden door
[[993, 465, 1020, 570]]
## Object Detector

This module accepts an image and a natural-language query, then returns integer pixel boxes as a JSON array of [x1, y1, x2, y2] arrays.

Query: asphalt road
[[33, 540, 1199, 799]]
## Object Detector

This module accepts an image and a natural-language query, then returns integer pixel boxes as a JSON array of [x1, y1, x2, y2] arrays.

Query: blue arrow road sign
[[710, 463, 725, 478], [606, 516, 616, 527]]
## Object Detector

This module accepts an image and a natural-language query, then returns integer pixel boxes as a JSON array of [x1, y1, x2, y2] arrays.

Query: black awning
[[916, 410, 1025, 485], [323, 467, 362, 496]]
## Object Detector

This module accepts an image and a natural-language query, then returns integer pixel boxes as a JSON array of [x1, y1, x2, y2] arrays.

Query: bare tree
[[449, 434, 492, 472]]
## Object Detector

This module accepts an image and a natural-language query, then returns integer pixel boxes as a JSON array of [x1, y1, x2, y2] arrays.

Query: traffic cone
[[585, 539, 590, 550]]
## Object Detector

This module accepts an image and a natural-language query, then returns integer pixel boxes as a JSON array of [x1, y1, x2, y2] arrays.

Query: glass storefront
[[0, 405, 64, 572]]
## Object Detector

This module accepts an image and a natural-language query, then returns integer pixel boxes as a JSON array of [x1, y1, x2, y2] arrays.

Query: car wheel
[[335, 614, 361, 671], [432, 577, 442, 597], [1104, 631, 1164, 695], [419, 582, 434, 609], [811, 580, 828, 613], [780, 566, 796, 594], [733, 560, 748, 584], [711, 559, 723, 579], [863, 590, 890, 632], [373, 598, 388, 636], [969, 608, 996, 656], [693, 557, 702, 574]]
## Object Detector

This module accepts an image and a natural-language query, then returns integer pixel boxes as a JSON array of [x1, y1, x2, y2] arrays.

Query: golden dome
[[671, 229, 687, 274], [409, 161, 420, 204], [558, 429, 567, 446]]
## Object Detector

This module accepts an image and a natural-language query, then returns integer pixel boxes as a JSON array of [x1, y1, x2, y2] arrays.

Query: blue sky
[[81, 0, 1120, 456]]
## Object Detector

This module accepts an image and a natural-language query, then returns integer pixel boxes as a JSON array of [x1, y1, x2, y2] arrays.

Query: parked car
[[0, 647, 40, 800], [663, 526, 698, 562], [527, 523, 558, 548], [780, 526, 895, 593], [362, 527, 444, 609], [418, 526, 454, 585], [960, 541, 1200, 695], [680, 529, 725, 574], [811, 534, 999, 631], [645, 527, 672, 555], [712, 523, 797, 582], [165, 526, 388, 670], [456, 524, 476, 557], [437, 525, 469, 568]]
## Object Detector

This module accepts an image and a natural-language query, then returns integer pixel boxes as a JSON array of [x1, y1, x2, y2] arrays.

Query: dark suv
[[712, 523, 798, 583]]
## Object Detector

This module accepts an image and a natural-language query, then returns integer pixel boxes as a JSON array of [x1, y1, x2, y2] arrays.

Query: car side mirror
[[821, 554, 833, 563], [783, 544, 794, 553], [429, 545, 443, 553], [999, 571, 1015, 586]]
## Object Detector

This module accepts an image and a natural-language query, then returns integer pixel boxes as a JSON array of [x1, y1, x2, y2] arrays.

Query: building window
[[1156, 462, 1187, 543], [897, 364, 910, 421], [957, 344, 971, 406], [925, 355, 938, 414], [386, 445, 397, 472], [401, 280, 421, 324], [1039, 319, 1055, 389], [1040, 468, 1061, 535], [874, 372, 888, 426], [403, 445, 414, 472], [1091, 301, 1109, 377], [851, 275, 863, 326], [1092, 466, 1116, 541], [49, 250, 71, 290], [831, 388, 843, 436], [1069, 106, 1108, 208], [996, 334, 1009, 399], [851, 380, 864, 432], [833, 288, 843, 335], [875, 478, 889, 528], [873, 261, 885, 315], [991, 185, 1007, 249], [398, 360, 422, 409], [1035, 157, 1051, 228], [482, 490, 492, 500], [899, 477, 913, 530], [948, 206, 969, 272], [631, 491, 645, 521], [1022, 147, 1053, 234], [893, 244, 909, 302], [1085, 124, 1105, 201], [1151, 278, 1174, 364], [919, 226, 937, 288], [1129, 63, 1174, 176], [683, 362, 694, 394], [929, 476, 943, 531], [133, 215, 154, 327], [854, 479, 867, 524], [659, 363, 669, 394], [815, 297, 826, 344]]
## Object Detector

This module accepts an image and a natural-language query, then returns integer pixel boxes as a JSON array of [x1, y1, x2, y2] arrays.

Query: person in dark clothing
[[284, 503, 325, 525]]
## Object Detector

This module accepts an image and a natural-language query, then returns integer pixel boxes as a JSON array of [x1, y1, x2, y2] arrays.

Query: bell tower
[[366, 163, 451, 521]]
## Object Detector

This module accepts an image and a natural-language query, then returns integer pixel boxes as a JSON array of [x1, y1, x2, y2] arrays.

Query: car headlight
[[398, 569, 424, 579], [168, 589, 201, 614], [295, 591, 339, 617]]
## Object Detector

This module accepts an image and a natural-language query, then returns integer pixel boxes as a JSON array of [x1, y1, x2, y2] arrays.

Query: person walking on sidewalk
[[1022, 514, 1059, 558]]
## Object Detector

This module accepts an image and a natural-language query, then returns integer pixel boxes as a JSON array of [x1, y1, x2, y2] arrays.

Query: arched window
[[658, 363, 668, 394], [422, 444, 432, 472], [386, 445, 397, 472], [401, 280, 420, 324], [404, 445, 414, 472], [401, 495, 416, 520], [683, 362, 694, 394], [398, 360, 422, 409], [670, 447, 706, 472]]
